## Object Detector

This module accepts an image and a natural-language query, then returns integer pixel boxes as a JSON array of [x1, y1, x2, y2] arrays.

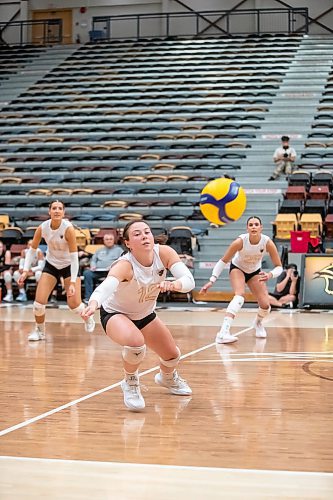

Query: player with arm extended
[[200, 216, 282, 343], [18, 200, 95, 341], [81, 220, 195, 412]]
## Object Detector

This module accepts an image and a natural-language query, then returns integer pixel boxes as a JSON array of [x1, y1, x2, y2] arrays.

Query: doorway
[[32, 9, 72, 44]]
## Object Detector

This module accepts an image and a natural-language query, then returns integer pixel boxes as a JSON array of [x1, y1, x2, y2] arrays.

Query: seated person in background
[[268, 263, 301, 308], [13, 239, 45, 302], [0, 240, 13, 302], [268, 135, 297, 181], [83, 233, 123, 302]]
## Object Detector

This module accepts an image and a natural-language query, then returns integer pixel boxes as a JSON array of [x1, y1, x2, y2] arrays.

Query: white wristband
[[270, 266, 283, 279], [90, 276, 120, 308], [210, 260, 226, 283], [170, 262, 195, 293], [70, 252, 79, 283]]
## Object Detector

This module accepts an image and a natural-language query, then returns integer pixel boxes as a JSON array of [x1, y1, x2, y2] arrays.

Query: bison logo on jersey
[[313, 262, 333, 295]]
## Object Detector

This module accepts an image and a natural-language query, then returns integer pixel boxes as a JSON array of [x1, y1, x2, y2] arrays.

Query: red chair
[[290, 230, 311, 253], [308, 185, 330, 200], [284, 186, 307, 201]]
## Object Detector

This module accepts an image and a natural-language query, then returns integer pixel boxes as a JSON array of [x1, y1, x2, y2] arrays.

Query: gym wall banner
[[300, 254, 333, 309]]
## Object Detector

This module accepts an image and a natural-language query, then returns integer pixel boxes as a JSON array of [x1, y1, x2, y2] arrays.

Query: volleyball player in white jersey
[[200, 216, 282, 343], [81, 220, 195, 412], [18, 200, 95, 341]]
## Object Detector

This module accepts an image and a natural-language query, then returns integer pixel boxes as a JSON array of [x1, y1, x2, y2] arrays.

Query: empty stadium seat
[[272, 213, 298, 240], [299, 213, 323, 238]]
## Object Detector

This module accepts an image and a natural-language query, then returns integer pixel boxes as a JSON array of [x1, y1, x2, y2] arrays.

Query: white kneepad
[[159, 346, 181, 368], [13, 270, 21, 282], [33, 301, 46, 317], [226, 295, 245, 316], [122, 345, 146, 364], [3, 270, 12, 283], [35, 270, 42, 282]]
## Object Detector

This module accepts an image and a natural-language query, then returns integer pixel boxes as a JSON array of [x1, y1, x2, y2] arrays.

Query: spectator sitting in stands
[[83, 233, 123, 303], [268, 263, 301, 308], [268, 136, 297, 181], [0, 240, 13, 302], [13, 239, 45, 302]]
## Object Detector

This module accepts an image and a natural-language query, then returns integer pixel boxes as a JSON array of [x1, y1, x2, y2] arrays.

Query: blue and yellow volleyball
[[199, 178, 247, 226]]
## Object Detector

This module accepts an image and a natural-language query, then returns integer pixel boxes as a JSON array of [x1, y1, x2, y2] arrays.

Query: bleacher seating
[[1, 33, 333, 298]]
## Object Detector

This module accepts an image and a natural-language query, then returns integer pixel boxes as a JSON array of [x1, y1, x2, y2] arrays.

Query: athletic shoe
[[84, 316, 95, 333], [121, 374, 145, 411], [155, 370, 192, 396], [16, 291, 27, 302], [253, 320, 267, 338], [3, 293, 13, 303], [215, 330, 238, 344], [28, 327, 45, 341]]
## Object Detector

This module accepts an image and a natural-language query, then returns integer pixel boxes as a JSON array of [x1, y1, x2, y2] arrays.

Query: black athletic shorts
[[100, 305, 157, 333], [43, 260, 71, 280], [229, 262, 261, 283]]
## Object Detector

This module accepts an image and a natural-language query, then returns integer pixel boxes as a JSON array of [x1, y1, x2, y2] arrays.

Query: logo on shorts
[[158, 269, 164, 276]]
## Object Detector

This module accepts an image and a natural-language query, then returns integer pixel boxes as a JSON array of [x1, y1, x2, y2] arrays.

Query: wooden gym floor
[[0, 303, 332, 499]]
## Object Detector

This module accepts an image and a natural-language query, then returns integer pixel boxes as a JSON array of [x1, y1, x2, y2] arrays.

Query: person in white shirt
[[81, 220, 195, 412], [13, 239, 45, 302], [18, 200, 95, 341], [269, 135, 297, 181], [200, 216, 282, 343]]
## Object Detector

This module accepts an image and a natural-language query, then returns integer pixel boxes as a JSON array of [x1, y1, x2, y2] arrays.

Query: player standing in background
[[200, 216, 282, 343], [18, 200, 95, 341]]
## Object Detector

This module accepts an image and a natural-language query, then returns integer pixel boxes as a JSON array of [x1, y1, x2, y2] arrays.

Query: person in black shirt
[[268, 263, 300, 308]]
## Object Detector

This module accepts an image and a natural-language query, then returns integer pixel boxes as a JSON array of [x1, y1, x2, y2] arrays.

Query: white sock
[[221, 316, 233, 334], [161, 369, 176, 381], [36, 323, 45, 333], [72, 303, 85, 315], [72, 303, 90, 323], [125, 370, 139, 382]]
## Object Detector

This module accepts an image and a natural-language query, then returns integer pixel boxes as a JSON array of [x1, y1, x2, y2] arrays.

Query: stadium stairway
[[193, 35, 333, 299], [0, 45, 79, 110]]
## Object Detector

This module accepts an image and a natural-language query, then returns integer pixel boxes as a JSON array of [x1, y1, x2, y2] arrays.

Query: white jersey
[[232, 233, 270, 274], [41, 219, 73, 269], [20, 247, 43, 270], [102, 244, 167, 320]]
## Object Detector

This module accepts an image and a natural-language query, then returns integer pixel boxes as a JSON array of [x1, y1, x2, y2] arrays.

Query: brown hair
[[49, 199, 65, 209], [122, 220, 150, 241], [246, 216, 262, 225]]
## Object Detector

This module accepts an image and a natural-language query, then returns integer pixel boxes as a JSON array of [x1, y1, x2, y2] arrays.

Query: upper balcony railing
[[90, 8, 308, 42], [0, 18, 62, 46]]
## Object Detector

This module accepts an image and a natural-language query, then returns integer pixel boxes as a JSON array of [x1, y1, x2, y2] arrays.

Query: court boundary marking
[[0, 325, 252, 437], [1, 455, 333, 478]]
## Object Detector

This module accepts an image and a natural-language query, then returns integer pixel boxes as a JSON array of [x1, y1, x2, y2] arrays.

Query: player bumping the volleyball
[[81, 221, 195, 412], [18, 200, 95, 341], [200, 216, 283, 343]]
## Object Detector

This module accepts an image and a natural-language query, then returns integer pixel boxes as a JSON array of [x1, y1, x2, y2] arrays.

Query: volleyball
[[199, 178, 247, 226]]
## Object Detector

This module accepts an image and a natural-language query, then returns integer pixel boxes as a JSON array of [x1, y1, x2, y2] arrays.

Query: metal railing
[[91, 8, 308, 41], [0, 19, 62, 46]]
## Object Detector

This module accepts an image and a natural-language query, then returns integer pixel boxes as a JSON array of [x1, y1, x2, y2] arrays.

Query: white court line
[[0, 325, 252, 438], [188, 359, 333, 363], [1, 455, 333, 477]]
